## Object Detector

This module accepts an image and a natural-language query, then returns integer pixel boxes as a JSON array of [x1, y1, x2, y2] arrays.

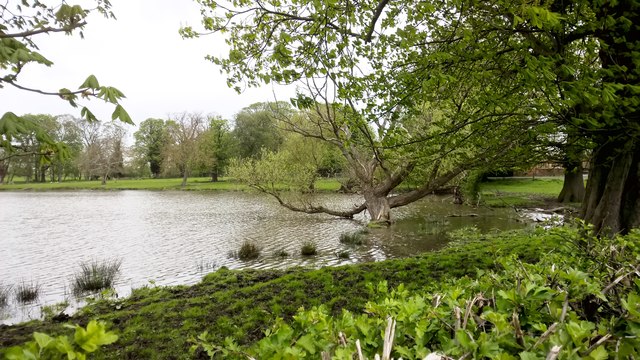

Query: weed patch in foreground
[[72, 259, 122, 296]]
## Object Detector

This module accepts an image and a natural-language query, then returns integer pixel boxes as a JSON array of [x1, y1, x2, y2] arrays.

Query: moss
[[0, 229, 558, 359]]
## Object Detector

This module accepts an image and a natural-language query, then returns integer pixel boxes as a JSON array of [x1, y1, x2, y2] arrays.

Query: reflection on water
[[0, 190, 529, 324]]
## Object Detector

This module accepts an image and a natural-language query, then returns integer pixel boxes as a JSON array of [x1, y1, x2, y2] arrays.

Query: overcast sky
[[2, 0, 296, 125]]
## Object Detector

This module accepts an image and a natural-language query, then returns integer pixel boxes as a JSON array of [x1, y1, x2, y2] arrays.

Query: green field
[[0, 177, 343, 192]]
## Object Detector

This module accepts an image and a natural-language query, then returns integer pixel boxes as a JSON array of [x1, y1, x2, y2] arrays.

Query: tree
[[187, 0, 546, 224], [1, 1, 132, 159], [134, 118, 169, 178], [197, 116, 231, 182], [188, 0, 639, 234], [164, 113, 206, 187], [231, 103, 284, 159]]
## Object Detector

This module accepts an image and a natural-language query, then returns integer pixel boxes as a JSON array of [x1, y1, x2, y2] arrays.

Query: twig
[[512, 310, 525, 347], [454, 307, 462, 331], [560, 292, 569, 322], [382, 317, 396, 360], [583, 334, 612, 356], [356, 339, 364, 360], [530, 322, 558, 350], [462, 294, 483, 329], [546, 345, 562, 360]]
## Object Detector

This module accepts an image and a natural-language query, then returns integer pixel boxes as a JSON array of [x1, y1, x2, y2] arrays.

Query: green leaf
[[296, 334, 316, 354], [589, 346, 608, 360], [33, 332, 54, 349], [111, 104, 133, 124], [80, 75, 100, 89]]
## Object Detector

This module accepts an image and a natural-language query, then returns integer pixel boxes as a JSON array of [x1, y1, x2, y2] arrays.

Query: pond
[[0, 190, 531, 324]]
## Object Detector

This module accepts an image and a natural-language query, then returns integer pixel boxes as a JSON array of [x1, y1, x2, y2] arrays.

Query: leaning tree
[[185, 0, 551, 224], [187, 0, 639, 233]]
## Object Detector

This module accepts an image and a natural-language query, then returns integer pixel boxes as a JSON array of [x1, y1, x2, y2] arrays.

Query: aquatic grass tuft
[[0, 284, 12, 306], [274, 249, 290, 258], [14, 281, 41, 303], [72, 259, 122, 296], [339, 230, 368, 245], [237, 241, 261, 261], [337, 251, 350, 259], [300, 241, 318, 256]]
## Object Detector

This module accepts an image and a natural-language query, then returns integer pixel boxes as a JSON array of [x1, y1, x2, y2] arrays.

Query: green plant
[[274, 249, 290, 258], [193, 227, 640, 359], [2, 320, 118, 359], [237, 241, 261, 261], [14, 281, 40, 304], [0, 284, 11, 307], [40, 301, 70, 322], [336, 251, 350, 259], [300, 241, 317, 256], [72, 259, 122, 296], [339, 230, 367, 246]]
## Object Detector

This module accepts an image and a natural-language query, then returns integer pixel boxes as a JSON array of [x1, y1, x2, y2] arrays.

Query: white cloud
[[2, 0, 296, 124]]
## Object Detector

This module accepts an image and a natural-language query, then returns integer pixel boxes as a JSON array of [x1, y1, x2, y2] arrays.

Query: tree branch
[[365, 0, 390, 42], [0, 22, 87, 38]]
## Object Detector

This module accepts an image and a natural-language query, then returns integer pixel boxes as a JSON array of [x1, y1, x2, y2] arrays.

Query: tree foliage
[[188, 0, 639, 233], [0, 0, 132, 158]]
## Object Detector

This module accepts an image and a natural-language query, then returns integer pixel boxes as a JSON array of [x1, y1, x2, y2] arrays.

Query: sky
[[2, 0, 296, 125]]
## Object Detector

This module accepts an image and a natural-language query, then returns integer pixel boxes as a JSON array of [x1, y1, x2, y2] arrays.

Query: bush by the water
[[72, 259, 122, 296], [274, 249, 290, 258], [237, 241, 261, 261], [14, 281, 40, 304], [192, 225, 640, 359], [300, 241, 317, 256]]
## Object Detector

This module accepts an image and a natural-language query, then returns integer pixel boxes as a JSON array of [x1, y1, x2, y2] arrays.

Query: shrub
[[300, 241, 317, 256], [72, 259, 122, 296], [14, 281, 40, 303], [336, 251, 350, 259], [339, 230, 367, 245], [237, 241, 261, 261]]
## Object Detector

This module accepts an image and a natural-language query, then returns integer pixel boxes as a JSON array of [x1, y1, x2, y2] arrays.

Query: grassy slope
[[0, 230, 558, 359]]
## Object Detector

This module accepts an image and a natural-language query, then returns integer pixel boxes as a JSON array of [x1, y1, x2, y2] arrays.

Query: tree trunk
[[364, 192, 391, 226], [181, 171, 188, 187], [210, 168, 218, 182], [581, 142, 639, 235], [101, 174, 107, 186], [557, 162, 584, 203]]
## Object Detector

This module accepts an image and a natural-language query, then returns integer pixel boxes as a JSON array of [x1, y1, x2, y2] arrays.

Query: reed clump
[[237, 241, 261, 261], [300, 241, 318, 256], [72, 259, 122, 296], [14, 281, 41, 303]]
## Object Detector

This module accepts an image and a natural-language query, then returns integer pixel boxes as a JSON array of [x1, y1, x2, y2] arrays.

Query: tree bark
[[557, 162, 584, 203], [581, 142, 639, 235], [364, 192, 391, 225], [181, 171, 188, 187]]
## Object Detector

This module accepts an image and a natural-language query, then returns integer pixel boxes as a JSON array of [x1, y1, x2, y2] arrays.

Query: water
[[0, 190, 530, 324]]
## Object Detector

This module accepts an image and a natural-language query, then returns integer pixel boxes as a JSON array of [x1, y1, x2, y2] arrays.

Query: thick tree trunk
[[557, 162, 584, 203], [581, 142, 639, 235], [364, 192, 391, 225], [101, 174, 107, 186]]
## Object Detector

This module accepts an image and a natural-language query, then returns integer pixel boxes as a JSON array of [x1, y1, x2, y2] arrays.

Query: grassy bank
[[478, 177, 565, 207], [0, 228, 558, 359], [0, 177, 342, 192]]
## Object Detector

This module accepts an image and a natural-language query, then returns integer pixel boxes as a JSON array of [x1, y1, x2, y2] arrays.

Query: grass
[[300, 241, 318, 256], [14, 281, 41, 304], [274, 249, 290, 258], [0, 228, 557, 358], [339, 229, 368, 245], [0, 284, 11, 306], [237, 241, 261, 261], [72, 259, 122, 296], [336, 251, 350, 259], [0, 177, 343, 192], [478, 177, 566, 207]]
